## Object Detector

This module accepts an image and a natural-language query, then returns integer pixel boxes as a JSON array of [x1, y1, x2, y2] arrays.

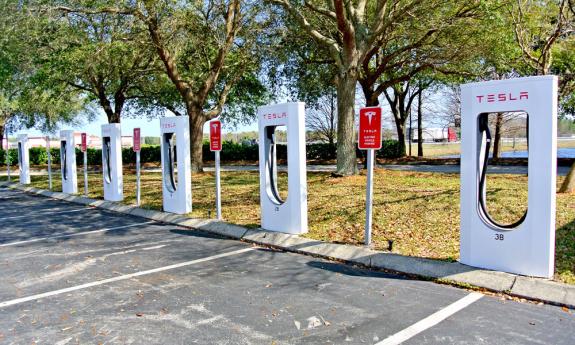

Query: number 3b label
[[495, 234, 504, 241]]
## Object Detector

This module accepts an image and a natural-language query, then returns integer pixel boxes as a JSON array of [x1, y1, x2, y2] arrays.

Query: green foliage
[[29, 147, 48, 165], [0, 149, 17, 165], [0, 0, 85, 133], [307, 143, 337, 160], [376, 140, 404, 159], [143, 137, 160, 145], [31, 0, 165, 123], [7, 140, 402, 167]]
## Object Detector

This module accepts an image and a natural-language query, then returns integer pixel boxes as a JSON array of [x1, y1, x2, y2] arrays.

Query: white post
[[5, 131, 10, 183], [364, 149, 375, 246], [83, 150, 88, 196], [215, 150, 222, 220], [46, 136, 52, 190], [136, 151, 141, 206]]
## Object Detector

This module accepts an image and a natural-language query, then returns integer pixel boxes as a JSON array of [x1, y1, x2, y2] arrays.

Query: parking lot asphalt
[[0, 186, 573, 345]]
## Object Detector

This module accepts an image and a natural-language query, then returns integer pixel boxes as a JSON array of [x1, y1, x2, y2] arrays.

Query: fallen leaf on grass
[[294, 320, 301, 330]]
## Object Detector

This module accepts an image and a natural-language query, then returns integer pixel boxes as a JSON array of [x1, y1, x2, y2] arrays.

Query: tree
[[138, 0, 271, 172], [306, 90, 337, 145], [0, 0, 83, 142], [271, 0, 485, 175], [57, 0, 270, 172], [383, 79, 431, 156], [417, 84, 424, 157], [511, 0, 575, 192], [37, 1, 168, 124]]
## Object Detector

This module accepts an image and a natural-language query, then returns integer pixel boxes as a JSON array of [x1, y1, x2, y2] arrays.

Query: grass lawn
[[420, 139, 575, 157], [2, 168, 574, 285]]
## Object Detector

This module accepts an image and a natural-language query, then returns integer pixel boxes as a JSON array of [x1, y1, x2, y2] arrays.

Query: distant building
[[411, 127, 458, 142], [2, 134, 135, 150]]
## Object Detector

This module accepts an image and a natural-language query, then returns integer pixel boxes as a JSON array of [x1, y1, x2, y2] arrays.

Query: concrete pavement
[[1, 186, 574, 344]]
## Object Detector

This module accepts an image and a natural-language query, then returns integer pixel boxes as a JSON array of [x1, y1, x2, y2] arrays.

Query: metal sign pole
[[133, 128, 141, 207], [46, 136, 52, 190], [215, 150, 222, 220], [209, 120, 222, 220], [365, 149, 374, 246], [83, 150, 88, 196], [5, 131, 10, 182], [136, 151, 141, 206], [358, 106, 382, 248]]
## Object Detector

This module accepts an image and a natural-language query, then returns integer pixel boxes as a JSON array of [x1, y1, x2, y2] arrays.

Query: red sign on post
[[81, 133, 87, 152], [133, 128, 141, 152], [358, 107, 382, 150], [210, 120, 222, 151]]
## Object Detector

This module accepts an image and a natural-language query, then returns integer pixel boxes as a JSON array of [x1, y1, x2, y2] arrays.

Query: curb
[[2, 182, 574, 309]]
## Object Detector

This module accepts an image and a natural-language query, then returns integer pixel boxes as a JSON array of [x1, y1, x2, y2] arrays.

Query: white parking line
[[0, 208, 88, 221], [0, 247, 255, 309], [375, 292, 484, 345], [0, 221, 156, 247]]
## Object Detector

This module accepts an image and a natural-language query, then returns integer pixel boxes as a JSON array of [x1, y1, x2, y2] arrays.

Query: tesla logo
[[364, 111, 376, 125], [476, 91, 528, 103], [210, 120, 222, 151], [263, 112, 287, 120]]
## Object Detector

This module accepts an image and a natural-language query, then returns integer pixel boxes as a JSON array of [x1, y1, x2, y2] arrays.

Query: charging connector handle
[[266, 126, 284, 204], [477, 114, 527, 229]]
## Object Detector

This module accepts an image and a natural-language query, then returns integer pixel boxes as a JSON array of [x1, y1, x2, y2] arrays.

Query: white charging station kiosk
[[17, 134, 30, 184], [160, 116, 192, 214], [258, 102, 308, 234], [101, 124, 124, 201], [60, 130, 78, 194], [460, 76, 558, 278]]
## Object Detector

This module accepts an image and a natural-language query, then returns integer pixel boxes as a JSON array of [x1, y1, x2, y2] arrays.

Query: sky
[[9, 87, 450, 140], [12, 110, 260, 139]]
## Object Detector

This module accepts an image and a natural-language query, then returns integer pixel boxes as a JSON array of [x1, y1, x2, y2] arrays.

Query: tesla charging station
[[460, 75, 558, 278], [101, 124, 123, 201], [17, 134, 30, 184], [60, 130, 78, 194], [160, 116, 192, 214], [258, 102, 307, 234]]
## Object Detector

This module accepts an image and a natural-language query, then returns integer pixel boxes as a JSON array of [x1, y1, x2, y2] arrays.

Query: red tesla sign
[[81, 133, 87, 152], [358, 107, 382, 150], [133, 128, 141, 152], [210, 120, 222, 151]]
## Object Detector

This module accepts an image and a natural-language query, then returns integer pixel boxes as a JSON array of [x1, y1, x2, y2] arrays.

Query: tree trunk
[[0, 123, 4, 151], [109, 112, 121, 124], [188, 104, 205, 173], [492, 113, 503, 162], [417, 91, 423, 157], [390, 103, 408, 157], [335, 72, 358, 176], [559, 162, 575, 193], [329, 92, 336, 146], [395, 121, 406, 157]]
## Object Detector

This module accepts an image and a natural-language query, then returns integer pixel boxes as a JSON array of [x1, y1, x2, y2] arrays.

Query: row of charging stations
[[10, 77, 557, 278], [11, 102, 310, 236], [15, 128, 124, 201], [155, 102, 309, 236]]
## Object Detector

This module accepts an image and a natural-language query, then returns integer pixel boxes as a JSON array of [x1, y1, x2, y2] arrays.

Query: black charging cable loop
[[478, 115, 527, 230]]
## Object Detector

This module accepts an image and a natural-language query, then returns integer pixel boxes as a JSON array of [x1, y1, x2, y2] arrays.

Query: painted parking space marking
[[0, 207, 88, 221], [0, 247, 255, 309], [375, 292, 484, 345], [0, 221, 156, 247]]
